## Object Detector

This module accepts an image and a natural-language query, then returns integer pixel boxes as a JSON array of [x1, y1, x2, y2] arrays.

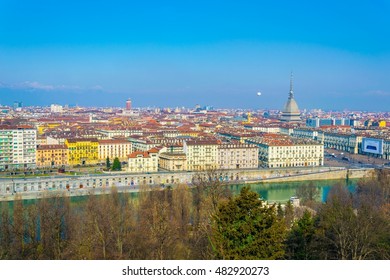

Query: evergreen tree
[[285, 210, 316, 259], [112, 157, 121, 171], [284, 200, 295, 228], [106, 157, 111, 169], [211, 186, 286, 260]]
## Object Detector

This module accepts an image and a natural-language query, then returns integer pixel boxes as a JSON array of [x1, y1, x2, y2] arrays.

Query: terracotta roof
[[66, 138, 99, 143], [37, 144, 67, 150], [128, 148, 158, 158], [0, 125, 34, 129], [98, 139, 131, 144]]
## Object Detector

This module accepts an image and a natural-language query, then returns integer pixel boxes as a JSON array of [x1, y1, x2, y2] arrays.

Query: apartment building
[[159, 152, 187, 171], [65, 138, 99, 165], [127, 148, 158, 173], [218, 143, 259, 169], [247, 134, 324, 168], [183, 139, 219, 171], [0, 126, 37, 170], [36, 144, 69, 167], [98, 139, 132, 162]]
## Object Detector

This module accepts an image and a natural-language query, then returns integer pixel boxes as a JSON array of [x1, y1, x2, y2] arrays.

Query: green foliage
[[284, 200, 294, 228], [111, 157, 121, 171], [285, 210, 316, 259], [211, 186, 286, 260], [1, 174, 389, 260]]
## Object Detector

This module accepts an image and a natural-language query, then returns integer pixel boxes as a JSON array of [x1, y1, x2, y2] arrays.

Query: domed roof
[[283, 97, 300, 114], [280, 73, 301, 122]]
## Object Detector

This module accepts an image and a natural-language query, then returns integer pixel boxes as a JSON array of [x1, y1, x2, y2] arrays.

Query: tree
[[10, 194, 25, 259], [37, 193, 72, 259], [106, 157, 111, 169], [211, 186, 286, 260], [285, 210, 316, 259], [111, 157, 121, 171], [284, 200, 295, 228], [135, 187, 178, 259], [295, 181, 320, 209], [190, 168, 232, 259], [314, 184, 388, 260], [0, 202, 12, 259]]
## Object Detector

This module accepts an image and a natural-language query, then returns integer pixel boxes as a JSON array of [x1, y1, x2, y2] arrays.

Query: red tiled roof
[[37, 144, 67, 150]]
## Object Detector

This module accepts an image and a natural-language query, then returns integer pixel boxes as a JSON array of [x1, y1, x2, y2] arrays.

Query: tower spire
[[289, 71, 294, 98]]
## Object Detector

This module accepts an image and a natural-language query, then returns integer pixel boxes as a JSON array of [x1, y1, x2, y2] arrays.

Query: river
[[1, 178, 357, 209], [230, 178, 357, 203]]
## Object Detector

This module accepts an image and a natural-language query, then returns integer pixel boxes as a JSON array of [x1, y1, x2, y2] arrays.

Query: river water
[[1, 179, 358, 208], [229, 178, 357, 203]]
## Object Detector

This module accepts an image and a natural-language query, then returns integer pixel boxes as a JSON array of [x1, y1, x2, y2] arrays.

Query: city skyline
[[1, 1, 390, 111]]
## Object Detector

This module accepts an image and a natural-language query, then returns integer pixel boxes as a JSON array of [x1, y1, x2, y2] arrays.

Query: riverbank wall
[[247, 168, 374, 183], [0, 167, 375, 201]]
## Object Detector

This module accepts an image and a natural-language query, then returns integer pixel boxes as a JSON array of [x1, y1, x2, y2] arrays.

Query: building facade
[[0, 126, 37, 170], [158, 152, 187, 171], [183, 139, 219, 171], [247, 134, 324, 168], [218, 143, 259, 169], [36, 144, 69, 167], [98, 139, 132, 162], [65, 138, 99, 165], [127, 148, 158, 173]]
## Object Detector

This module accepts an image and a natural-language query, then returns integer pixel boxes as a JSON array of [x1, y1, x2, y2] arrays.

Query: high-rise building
[[13, 101, 23, 110], [280, 73, 301, 123], [0, 126, 37, 170], [126, 98, 132, 110], [50, 104, 63, 113]]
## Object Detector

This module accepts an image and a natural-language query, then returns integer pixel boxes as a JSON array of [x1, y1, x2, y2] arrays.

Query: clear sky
[[0, 0, 390, 111]]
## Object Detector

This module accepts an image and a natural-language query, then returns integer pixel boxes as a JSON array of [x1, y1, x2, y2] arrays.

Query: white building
[[247, 134, 324, 168], [98, 139, 133, 162], [50, 104, 63, 113], [218, 143, 259, 169], [96, 128, 143, 139], [127, 148, 158, 173], [0, 126, 37, 170], [183, 139, 219, 171], [158, 152, 187, 171]]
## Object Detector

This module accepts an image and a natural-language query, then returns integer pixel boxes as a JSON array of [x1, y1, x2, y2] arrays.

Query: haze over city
[[1, 0, 390, 110]]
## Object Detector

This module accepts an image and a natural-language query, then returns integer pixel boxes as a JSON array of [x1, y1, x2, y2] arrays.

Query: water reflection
[[230, 179, 357, 203]]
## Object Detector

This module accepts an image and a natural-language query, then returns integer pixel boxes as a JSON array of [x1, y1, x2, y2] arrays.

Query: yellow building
[[159, 152, 187, 171], [178, 130, 200, 137], [37, 123, 61, 135], [65, 138, 99, 166], [36, 144, 69, 167]]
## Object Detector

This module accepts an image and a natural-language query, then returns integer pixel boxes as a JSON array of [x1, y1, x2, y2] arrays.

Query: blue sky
[[0, 0, 390, 110]]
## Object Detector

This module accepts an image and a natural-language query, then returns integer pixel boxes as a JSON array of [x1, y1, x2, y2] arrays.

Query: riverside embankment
[[0, 167, 374, 201]]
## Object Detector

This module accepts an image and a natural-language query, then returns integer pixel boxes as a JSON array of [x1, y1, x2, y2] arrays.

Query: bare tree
[[315, 184, 387, 259], [38, 192, 71, 259], [0, 202, 12, 259]]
